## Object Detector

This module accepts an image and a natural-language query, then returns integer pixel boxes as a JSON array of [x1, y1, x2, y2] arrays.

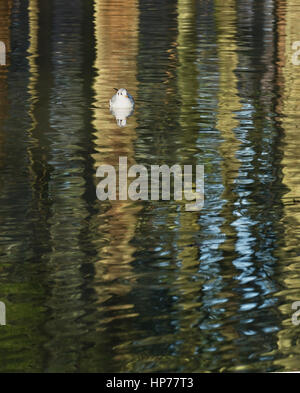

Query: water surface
[[0, 0, 300, 372]]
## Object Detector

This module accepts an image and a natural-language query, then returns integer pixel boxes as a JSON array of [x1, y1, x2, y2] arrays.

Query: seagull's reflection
[[110, 106, 134, 127]]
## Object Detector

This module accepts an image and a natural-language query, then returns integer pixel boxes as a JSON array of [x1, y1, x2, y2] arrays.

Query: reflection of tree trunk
[[0, 0, 11, 62], [274, 0, 300, 371], [31, 0, 89, 372], [92, 0, 140, 303], [0, 0, 49, 372], [215, 0, 242, 360], [215, 0, 241, 186], [175, 0, 203, 359], [0, 0, 12, 168]]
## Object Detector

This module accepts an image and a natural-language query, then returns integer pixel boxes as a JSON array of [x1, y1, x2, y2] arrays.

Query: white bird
[[110, 88, 135, 110], [110, 106, 134, 127]]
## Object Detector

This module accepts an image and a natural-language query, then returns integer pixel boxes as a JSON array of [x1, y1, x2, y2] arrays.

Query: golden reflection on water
[[0, 0, 11, 266], [173, 0, 202, 360], [0, 0, 11, 66], [215, 0, 241, 186], [27, 0, 39, 185], [214, 0, 242, 361], [92, 0, 141, 309], [274, 0, 300, 371]]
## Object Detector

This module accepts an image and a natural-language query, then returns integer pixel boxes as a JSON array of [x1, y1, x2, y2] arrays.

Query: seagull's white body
[[111, 106, 134, 127], [110, 88, 134, 109]]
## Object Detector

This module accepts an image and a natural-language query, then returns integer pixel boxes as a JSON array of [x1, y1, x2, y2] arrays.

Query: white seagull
[[110, 88, 135, 110], [110, 106, 134, 127]]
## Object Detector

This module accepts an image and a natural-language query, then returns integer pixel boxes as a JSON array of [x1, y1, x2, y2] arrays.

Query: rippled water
[[0, 0, 300, 372]]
